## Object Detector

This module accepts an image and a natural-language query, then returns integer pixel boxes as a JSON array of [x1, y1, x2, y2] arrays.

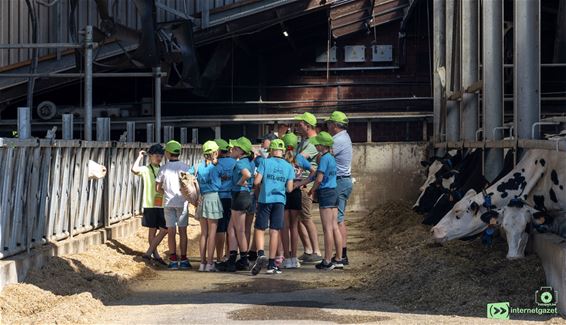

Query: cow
[[87, 160, 107, 179], [422, 149, 515, 226], [431, 149, 566, 245]]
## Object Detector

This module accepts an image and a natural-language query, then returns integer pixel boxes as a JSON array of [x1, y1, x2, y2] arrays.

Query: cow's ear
[[480, 210, 500, 224], [421, 160, 431, 167]]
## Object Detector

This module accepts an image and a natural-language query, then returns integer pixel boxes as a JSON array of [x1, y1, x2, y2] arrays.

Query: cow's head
[[88, 160, 107, 179], [479, 198, 538, 259], [413, 161, 458, 213], [430, 189, 488, 242]]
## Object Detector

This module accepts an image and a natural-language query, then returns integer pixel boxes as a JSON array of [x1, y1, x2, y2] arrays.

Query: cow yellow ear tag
[[489, 218, 498, 226]]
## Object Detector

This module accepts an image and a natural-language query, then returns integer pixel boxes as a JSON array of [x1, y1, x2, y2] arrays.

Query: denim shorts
[[255, 203, 285, 230], [317, 188, 338, 209], [336, 177, 353, 223]]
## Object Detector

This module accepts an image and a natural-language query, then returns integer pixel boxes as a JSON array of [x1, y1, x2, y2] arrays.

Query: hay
[[0, 218, 201, 324], [356, 201, 547, 317]]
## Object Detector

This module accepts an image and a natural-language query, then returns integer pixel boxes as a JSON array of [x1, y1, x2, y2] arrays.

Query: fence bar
[[62, 114, 74, 140], [154, 67, 162, 143], [192, 128, 199, 144], [433, 0, 445, 143], [126, 122, 136, 142], [17, 107, 31, 139], [180, 128, 188, 144], [146, 123, 155, 143], [0, 43, 83, 49], [84, 25, 93, 141]]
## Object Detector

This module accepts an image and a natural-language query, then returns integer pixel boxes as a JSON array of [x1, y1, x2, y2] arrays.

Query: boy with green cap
[[307, 131, 344, 270], [156, 140, 191, 270], [251, 139, 294, 275], [294, 112, 323, 263]]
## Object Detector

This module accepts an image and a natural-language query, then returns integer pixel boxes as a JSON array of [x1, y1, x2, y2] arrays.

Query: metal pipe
[[214, 126, 221, 139], [514, 0, 540, 139], [157, 97, 434, 105], [153, 67, 162, 143], [445, 0, 460, 141], [163, 126, 174, 142], [96, 118, 110, 141], [146, 123, 155, 143], [531, 121, 560, 139], [483, 0, 504, 181], [62, 114, 73, 140], [493, 126, 512, 138], [180, 128, 188, 144], [433, 0, 445, 143], [84, 26, 93, 141], [126, 122, 135, 142], [0, 72, 166, 78], [461, 0, 478, 140], [17, 107, 31, 139], [300, 66, 400, 72], [475, 128, 483, 141], [0, 43, 83, 49]]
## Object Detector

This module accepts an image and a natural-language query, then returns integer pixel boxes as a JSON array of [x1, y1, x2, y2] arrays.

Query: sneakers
[[248, 251, 258, 262], [215, 261, 227, 272], [274, 256, 284, 268], [168, 261, 179, 270], [205, 263, 216, 272], [282, 257, 301, 269], [332, 259, 344, 269], [282, 258, 293, 269], [266, 266, 282, 274], [235, 258, 249, 271], [179, 260, 192, 269], [315, 260, 335, 270], [251, 255, 267, 276], [226, 260, 237, 272], [198, 263, 206, 272], [332, 255, 349, 266], [301, 253, 323, 263]]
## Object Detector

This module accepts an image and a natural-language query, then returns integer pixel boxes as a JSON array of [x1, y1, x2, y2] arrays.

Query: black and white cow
[[431, 149, 566, 247]]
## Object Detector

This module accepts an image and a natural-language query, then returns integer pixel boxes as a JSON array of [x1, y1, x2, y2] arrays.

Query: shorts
[[299, 188, 313, 220], [317, 188, 338, 209], [285, 188, 302, 210], [246, 191, 257, 215], [255, 203, 285, 230], [164, 207, 189, 228], [217, 198, 232, 233], [142, 208, 166, 229], [197, 192, 223, 220], [231, 191, 252, 211], [336, 177, 353, 223]]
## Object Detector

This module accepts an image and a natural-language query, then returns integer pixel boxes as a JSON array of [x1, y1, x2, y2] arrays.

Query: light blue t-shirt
[[292, 154, 312, 180], [256, 157, 294, 204], [195, 160, 221, 194], [217, 157, 237, 198], [332, 130, 352, 177], [317, 152, 337, 189], [246, 158, 256, 191], [231, 159, 253, 192]]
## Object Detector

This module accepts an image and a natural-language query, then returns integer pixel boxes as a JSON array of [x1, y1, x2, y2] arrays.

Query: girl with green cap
[[194, 140, 223, 272]]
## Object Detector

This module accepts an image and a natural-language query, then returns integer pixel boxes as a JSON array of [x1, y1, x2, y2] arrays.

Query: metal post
[[17, 107, 31, 139], [483, 0, 504, 181], [445, 0, 460, 141], [153, 67, 162, 143], [84, 25, 93, 141], [514, 0, 540, 139], [461, 0, 478, 140], [126, 122, 135, 142], [163, 126, 174, 142], [192, 128, 199, 144], [433, 0, 445, 143], [146, 123, 155, 143], [180, 127, 188, 144], [96, 117, 110, 141], [62, 114, 74, 140], [214, 126, 221, 139], [366, 121, 372, 142], [202, 0, 209, 29]]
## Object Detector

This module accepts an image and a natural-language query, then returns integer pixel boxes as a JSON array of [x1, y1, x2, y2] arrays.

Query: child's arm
[[156, 182, 164, 195], [308, 172, 324, 197], [131, 150, 146, 174], [238, 168, 251, 186], [286, 180, 294, 193]]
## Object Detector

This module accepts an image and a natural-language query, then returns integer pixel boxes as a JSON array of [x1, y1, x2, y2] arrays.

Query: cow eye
[[455, 215, 460, 220]]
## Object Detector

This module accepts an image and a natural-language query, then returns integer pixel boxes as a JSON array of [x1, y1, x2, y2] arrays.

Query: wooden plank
[[46, 147, 62, 240], [56, 147, 72, 237], [0, 147, 15, 252], [9, 148, 28, 251], [76, 148, 92, 233]]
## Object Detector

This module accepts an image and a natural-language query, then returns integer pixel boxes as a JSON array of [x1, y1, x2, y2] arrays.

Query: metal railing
[[0, 138, 200, 259]]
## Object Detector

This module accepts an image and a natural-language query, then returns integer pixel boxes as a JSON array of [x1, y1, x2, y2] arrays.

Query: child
[[131, 144, 167, 265], [214, 139, 236, 263], [307, 132, 344, 270], [281, 133, 315, 269], [223, 137, 254, 272], [155, 140, 191, 270], [194, 141, 223, 272], [245, 151, 258, 262], [251, 139, 294, 275]]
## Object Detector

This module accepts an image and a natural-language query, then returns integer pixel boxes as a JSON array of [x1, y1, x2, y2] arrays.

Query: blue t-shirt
[[217, 157, 237, 198], [256, 157, 294, 204], [231, 159, 253, 192], [246, 158, 256, 191], [196, 160, 221, 194], [254, 156, 265, 168], [317, 152, 337, 189]]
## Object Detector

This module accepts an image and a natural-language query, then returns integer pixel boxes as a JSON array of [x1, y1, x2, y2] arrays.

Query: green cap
[[309, 131, 334, 147], [326, 111, 349, 124], [203, 140, 219, 154], [231, 136, 253, 154], [214, 138, 230, 151], [282, 133, 298, 149], [165, 140, 182, 155], [294, 112, 317, 127], [269, 139, 286, 151]]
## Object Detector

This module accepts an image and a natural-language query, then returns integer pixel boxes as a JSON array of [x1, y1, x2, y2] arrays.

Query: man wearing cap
[[326, 111, 353, 265], [294, 112, 323, 263], [156, 140, 192, 270]]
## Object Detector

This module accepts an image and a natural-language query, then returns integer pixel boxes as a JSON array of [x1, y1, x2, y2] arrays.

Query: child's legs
[[269, 204, 285, 260], [298, 222, 312, 254], [320, 208, 335, 262], [216, 234, 226, 260], [167, 227, 177, 255], [147, 227, 167, 257], [176, 207, 189, 258], [148, 228, 157, 245], [207, 220, 218, 264], [199, 219, 208, 263], [282, 210, 291, 258], [332, 208, 343, 260], [269, 229, 280, 259], [228, 211, 238, 251], [178, 227, 188, 257], [245, 213, 254, 247], [232, 210, 248, 252], [289, 210, 300, 258]]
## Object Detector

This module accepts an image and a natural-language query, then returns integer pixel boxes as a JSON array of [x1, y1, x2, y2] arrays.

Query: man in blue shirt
[[251, 139, 294, 275], [326, 111, 353, 265], [214, 139, 236, 263]]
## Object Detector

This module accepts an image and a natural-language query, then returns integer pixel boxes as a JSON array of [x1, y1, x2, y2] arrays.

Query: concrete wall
[[349, 142, 428, 212]]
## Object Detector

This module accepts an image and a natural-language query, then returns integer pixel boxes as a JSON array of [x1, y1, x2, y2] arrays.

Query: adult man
[[293, 112, 323, 263], [326, 111, 353, 265]]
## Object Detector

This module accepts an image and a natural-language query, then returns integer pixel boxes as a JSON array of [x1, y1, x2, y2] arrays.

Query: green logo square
[[487, 302, 510, 320]]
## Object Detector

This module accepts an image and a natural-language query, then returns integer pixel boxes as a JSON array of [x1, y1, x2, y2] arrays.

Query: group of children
[[131, 111, 349, 274]]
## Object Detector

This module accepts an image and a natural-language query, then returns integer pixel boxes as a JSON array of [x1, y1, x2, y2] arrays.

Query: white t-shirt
[[155, 160, 190, 208]]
